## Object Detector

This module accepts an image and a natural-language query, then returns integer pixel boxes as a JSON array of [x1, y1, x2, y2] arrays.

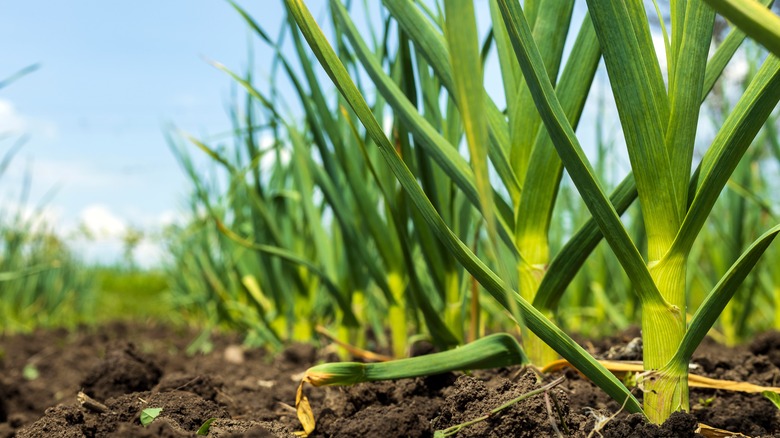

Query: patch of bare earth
[[2, 323, 779, 437]]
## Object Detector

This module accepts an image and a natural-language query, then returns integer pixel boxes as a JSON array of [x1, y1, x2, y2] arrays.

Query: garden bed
[[1, 322, 779, 437]]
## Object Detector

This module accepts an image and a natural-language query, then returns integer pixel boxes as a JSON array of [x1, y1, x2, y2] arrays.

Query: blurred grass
[[92, 267, 173, 323], [0, 221, 97, 333], [0, 127, 96, 332], [1, 4, 778, 359], [0, 217, 174, 333], [1, 131, 173, 332]]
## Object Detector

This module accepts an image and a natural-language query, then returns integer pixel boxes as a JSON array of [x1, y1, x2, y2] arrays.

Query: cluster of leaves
[[168, 0, 780, 426]]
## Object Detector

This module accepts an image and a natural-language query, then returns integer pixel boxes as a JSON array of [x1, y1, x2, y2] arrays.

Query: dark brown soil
[[1, 322, 779, 437]]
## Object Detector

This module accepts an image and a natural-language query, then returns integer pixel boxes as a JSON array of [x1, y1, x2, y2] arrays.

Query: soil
[[2, 322, 780, 437]]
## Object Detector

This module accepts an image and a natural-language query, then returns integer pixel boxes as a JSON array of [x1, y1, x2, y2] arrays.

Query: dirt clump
[[432, 369, 587, 437], [81, 343, 163, 401], [315, 373, 454, 437]]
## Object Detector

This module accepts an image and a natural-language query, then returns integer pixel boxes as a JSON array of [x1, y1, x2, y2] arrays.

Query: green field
[[3, 0, 780, 426]]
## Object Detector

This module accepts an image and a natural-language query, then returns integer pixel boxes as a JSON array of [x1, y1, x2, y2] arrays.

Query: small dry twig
[[77, 391, 109, 414], [586, 393, 631, 438], [544, 392, 564, 438], [434, 376, 567, 437]]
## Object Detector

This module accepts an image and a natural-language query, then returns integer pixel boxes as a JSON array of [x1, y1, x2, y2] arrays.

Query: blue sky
[[1, 1, 749, 267], [0, 0, 490, 267], [0, 1, 632, 267], [0, 1, 299, 265]]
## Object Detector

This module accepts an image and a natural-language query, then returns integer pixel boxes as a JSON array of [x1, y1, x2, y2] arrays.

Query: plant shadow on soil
[[1, 323, 780, 437]]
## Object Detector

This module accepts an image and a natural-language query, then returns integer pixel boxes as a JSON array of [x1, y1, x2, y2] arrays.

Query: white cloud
[[259, 134, 290, 171], [0, 99, 28, 134], [723, 50, 749, 82], [0, 98, 58, 139], [26, 159, 121, 189], [69, 204, 185, 267], [79, 204, 126, 239], [652, 33, 669, 75], [112, 207, 189, 231], [0, 200, 63, 234], [382, 113, 394, 137], [70, 239, 122, 265], [157, 209, 186, 228], [134, 240, 165, 269]]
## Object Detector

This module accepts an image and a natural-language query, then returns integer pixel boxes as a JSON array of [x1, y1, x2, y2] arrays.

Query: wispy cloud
[[73, 204, 181, 268], [46, 160, 115, 188], [0, 200, 63, 234], [0, 98, 58, 139], [1, 201, 183, 268], [0, 99, 29, 134]]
